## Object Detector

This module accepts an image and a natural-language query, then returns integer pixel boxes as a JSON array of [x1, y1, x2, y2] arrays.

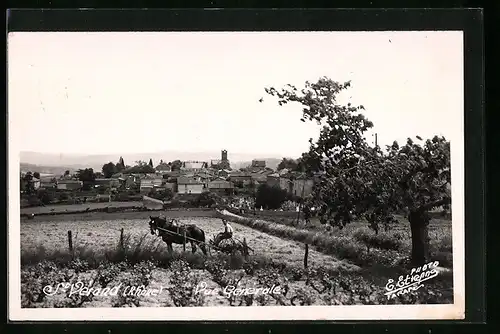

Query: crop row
[[218, 210, 453, 269]]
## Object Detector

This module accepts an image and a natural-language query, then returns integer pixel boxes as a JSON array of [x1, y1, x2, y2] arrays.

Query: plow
[[208, 235, 253, 256]]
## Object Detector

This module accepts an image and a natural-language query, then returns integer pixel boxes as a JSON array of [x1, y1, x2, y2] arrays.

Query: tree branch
[[419, 197, 451, 212]]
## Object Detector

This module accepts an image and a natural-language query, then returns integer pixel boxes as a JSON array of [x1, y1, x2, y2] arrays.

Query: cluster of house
[[20, 173, 85, 192], [130, 164, 315, 198]]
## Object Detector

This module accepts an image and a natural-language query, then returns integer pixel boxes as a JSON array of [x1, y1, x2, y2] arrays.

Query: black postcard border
[[4, 7, 486, 333]]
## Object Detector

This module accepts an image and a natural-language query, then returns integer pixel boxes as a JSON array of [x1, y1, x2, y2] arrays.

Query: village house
[[56, 179, 83, 191], [155, 163, 172, 173], [94, 178, 121, 189], [251, 160, 266, 168], [140, 176, 164, 194], [208, 180, 234, 195], [117, 175, 138, 189], [280, 177, 293, 193], [251, 170, 271, 184], [39, 178, 57, 189], [210, 159, 221, 168], [177, 176, 205, 194], [181, 161, 208, 172], [292, 176, 314, 198]]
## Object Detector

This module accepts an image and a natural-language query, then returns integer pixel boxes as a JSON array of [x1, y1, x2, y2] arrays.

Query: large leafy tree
[[265, 77, 451, 265], [77, 168, 97, 191], [255, 183, 289, 210]]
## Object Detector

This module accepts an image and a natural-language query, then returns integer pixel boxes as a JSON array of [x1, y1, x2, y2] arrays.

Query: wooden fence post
[[243, 238, 248, 258], [67, 230, 73, 252], [120, 228, 124, 250], [183, 229, 186, 252], [304, 243, 309, 269]]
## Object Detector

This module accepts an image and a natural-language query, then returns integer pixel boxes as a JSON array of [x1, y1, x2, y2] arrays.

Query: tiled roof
[[177, 176, 204, 185]]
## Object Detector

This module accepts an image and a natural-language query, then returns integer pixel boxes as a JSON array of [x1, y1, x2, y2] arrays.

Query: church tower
[[220, 149, 230, 169]]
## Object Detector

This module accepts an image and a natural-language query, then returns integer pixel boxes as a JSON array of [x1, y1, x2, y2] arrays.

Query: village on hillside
[[19, 149, 318, 210]]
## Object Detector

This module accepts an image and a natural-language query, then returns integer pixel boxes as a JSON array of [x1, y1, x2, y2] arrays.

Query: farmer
[[214, 218, 234, 247]]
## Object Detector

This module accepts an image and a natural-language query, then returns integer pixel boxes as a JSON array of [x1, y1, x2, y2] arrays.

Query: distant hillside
[[20, 151, 287, 171], [19, 163, 91, 176]]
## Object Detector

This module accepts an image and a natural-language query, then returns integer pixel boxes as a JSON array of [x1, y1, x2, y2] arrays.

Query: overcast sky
[[8, 31, 463, 158]]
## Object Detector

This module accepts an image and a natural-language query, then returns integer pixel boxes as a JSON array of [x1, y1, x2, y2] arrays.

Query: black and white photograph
[[8, 30, 465, 320]]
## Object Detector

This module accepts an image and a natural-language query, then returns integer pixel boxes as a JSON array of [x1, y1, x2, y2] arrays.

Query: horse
[[148, 216, 208, 255]]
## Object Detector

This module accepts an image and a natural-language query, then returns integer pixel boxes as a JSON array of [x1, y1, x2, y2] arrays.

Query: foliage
[[218, 212, 449, 268], [76, 168, 96, 190], [102, 162, 117, 178], [255, 184, 288, 210], [58, 192, 70, 202], [277, 158, 299, 171], [170, 160, 183, 172], [353, 228, 404, 252], [123, 161, 155, 174], [21, 172, 35, 194], [112, 261, 155, 307], [21, 261, 74, 307], [265, 77, 451, 265], [77, 168, 96, 183], [37, 189, 54, 205], [156, 160, 172, 171], [20, 236, 453, 308], [193, 192, 221, 208], [205, 258, 246, 306], [167, 260, 205, 307], [116, 156, 126, 172], [147, 188, 174, 202]]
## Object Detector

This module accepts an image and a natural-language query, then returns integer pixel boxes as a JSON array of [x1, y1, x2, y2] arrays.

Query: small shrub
[[290, 287, 316, 306], [112, 260, 155, 307], [21, 261, 75, 308], [353, 228, 403, 252], [168, 259, 205, 307]]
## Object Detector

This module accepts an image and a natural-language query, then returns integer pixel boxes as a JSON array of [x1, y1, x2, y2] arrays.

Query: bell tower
[[220, 149, 230, 169]]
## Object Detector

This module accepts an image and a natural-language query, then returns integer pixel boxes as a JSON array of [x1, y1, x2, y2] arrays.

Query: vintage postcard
[[8, 31, 465, 321]]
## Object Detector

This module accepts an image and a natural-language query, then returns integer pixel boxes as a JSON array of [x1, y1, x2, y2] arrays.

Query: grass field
[[20, 201, 144, 215], [21, 217, 357, 272]]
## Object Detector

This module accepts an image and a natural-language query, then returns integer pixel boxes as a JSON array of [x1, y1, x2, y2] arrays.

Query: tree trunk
[[408, 210, 430, 266]]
